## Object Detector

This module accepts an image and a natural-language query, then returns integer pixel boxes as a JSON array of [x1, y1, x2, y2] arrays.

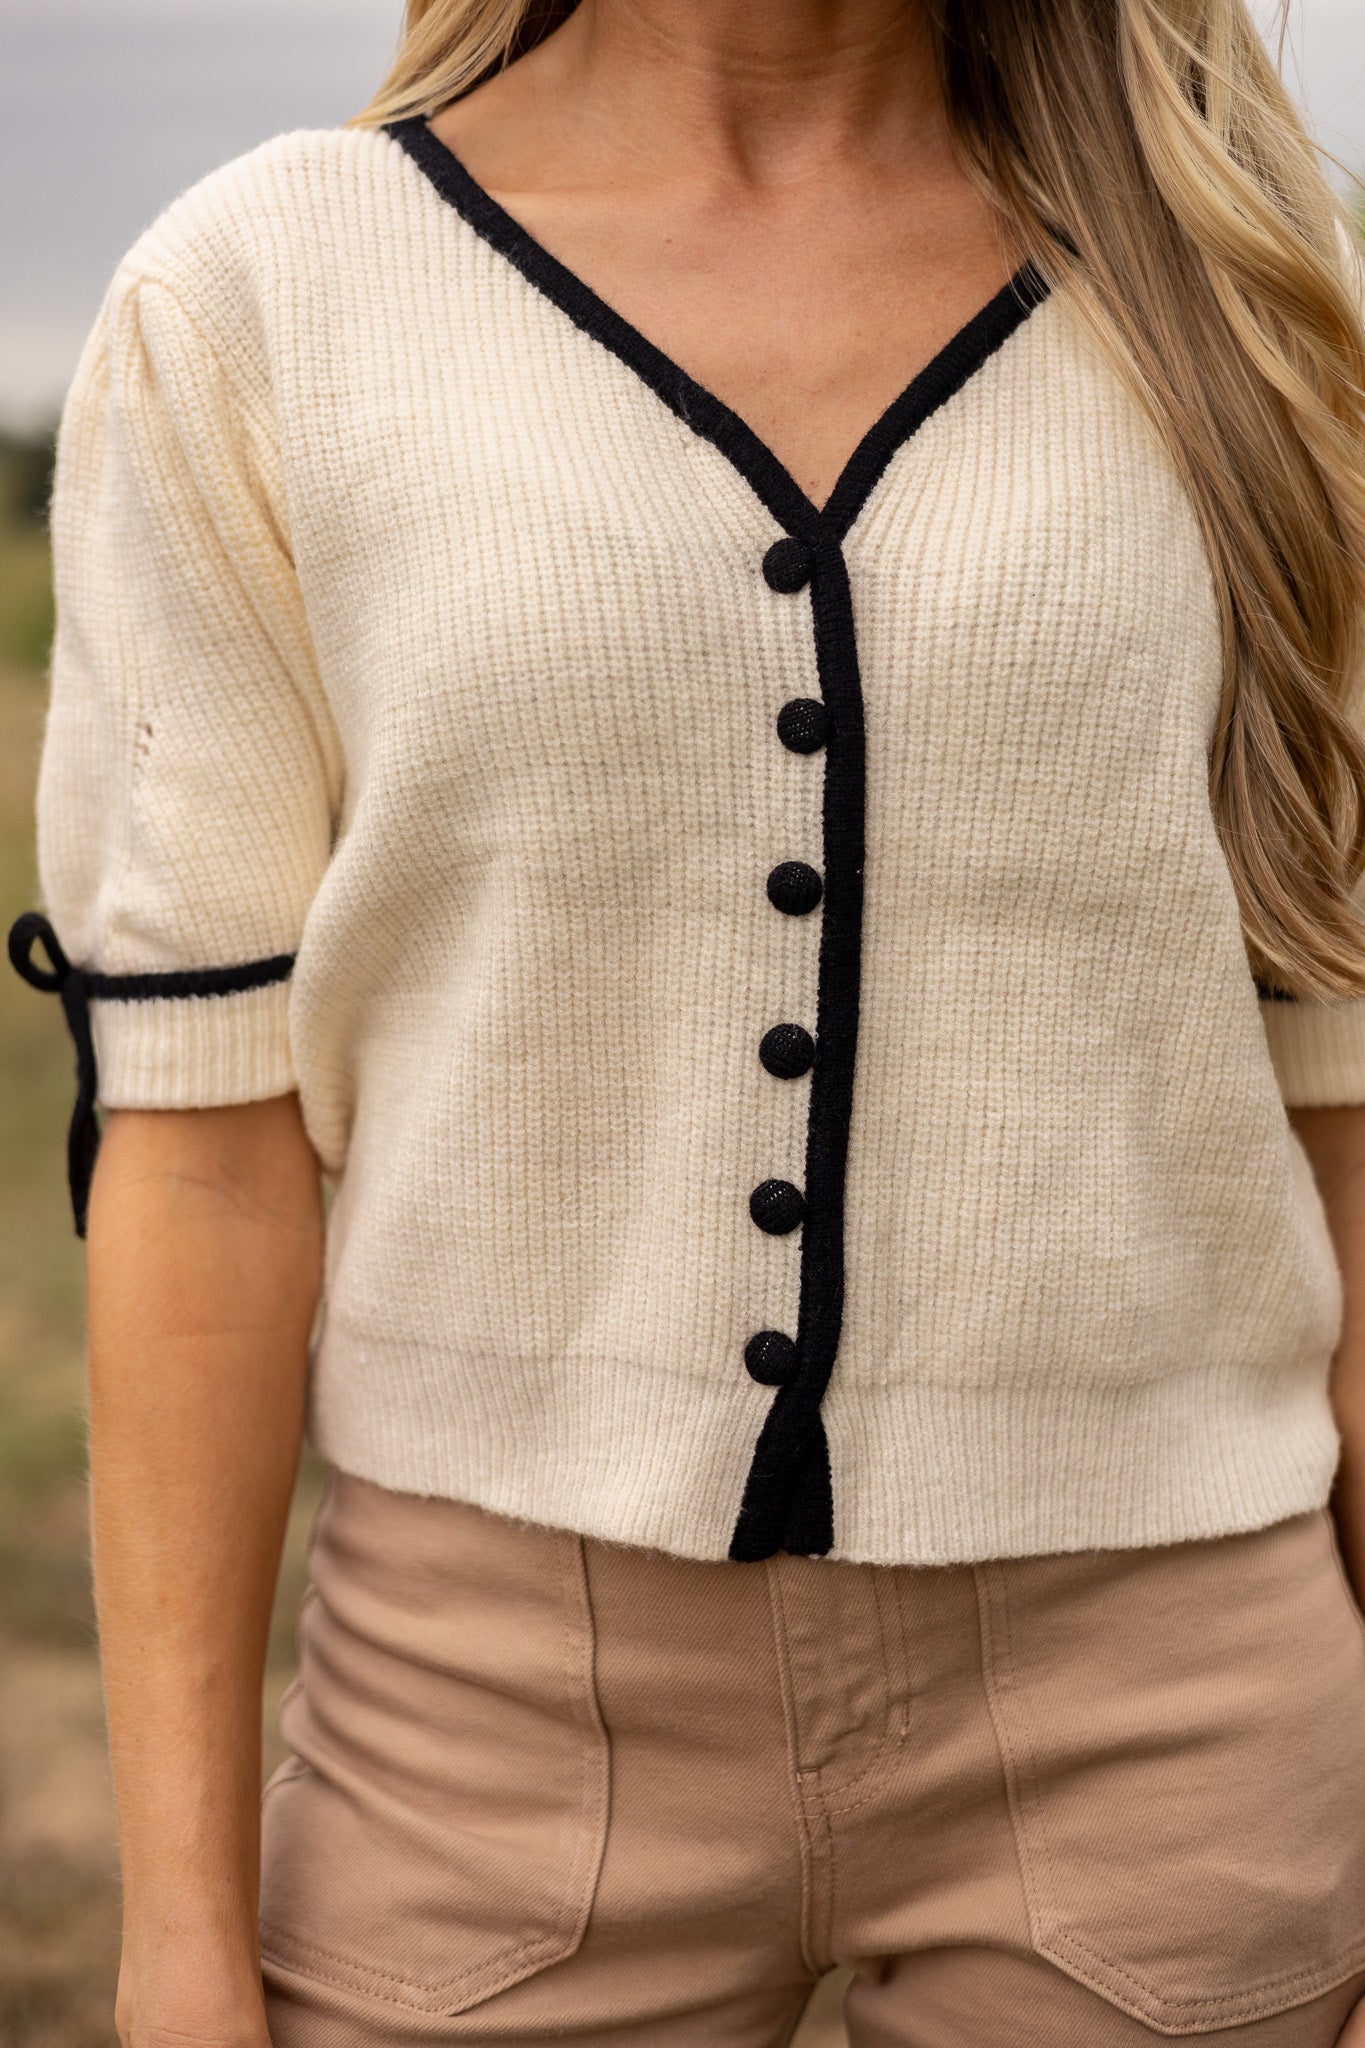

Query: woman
[[11, 0, 1365, 2039]]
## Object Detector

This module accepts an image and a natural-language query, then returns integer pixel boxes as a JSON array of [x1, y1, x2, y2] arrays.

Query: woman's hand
[[87, 1094, 323, 2048], [115, 1937, 273, 2048]]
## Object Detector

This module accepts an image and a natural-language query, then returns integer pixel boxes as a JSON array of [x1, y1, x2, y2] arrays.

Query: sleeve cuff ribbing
[[1260, 993, 1365, 1107], [92, 976, 297, 1108]]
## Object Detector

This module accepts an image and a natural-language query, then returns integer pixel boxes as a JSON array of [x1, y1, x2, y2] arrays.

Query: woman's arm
[[1280, 1110, 1365, 2046], [1289, 1104, 1365, 1600], [86, 1093, 323, 2048]]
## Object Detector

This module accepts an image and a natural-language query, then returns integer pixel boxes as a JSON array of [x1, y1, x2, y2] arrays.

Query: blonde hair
[[356, 0, 1365, 999]]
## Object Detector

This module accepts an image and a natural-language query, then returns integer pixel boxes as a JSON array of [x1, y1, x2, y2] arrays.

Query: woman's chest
[[273, 275, 1222, 865]]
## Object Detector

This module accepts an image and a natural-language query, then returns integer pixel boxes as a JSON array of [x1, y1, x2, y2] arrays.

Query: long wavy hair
[[355, 0, 1365, 998]]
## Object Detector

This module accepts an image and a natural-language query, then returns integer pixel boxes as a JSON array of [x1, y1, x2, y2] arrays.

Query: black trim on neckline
[[384, 115, 1050, 545], [7, 910, 295, 1239]]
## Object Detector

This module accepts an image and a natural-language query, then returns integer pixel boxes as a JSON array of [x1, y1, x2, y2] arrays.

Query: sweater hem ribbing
[[304, 1318, 1341, 1565]]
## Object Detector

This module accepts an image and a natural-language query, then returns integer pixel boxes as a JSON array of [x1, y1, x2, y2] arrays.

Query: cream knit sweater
[[15, 119, 1365, 1563]]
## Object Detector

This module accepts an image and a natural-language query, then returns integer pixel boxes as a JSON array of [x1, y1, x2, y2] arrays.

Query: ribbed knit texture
[[32, 124, 1365, 1562]]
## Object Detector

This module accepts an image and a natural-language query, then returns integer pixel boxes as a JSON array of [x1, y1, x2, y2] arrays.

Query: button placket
[[736, 521, 867, 1556], [747, 535, 824, 1392]]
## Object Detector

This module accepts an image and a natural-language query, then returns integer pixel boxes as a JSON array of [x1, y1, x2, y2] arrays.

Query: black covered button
[[759, 1022, 815, 1079], [750, 1178, 805, 1235], [766, 861, 823, 915], [763, 537, 812, 593], [776, 697, 828, 754], [745, 1329, 798, 1386]]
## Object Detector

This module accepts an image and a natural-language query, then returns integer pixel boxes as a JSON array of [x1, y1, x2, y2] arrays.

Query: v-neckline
[[386, 115, 1051, 549]]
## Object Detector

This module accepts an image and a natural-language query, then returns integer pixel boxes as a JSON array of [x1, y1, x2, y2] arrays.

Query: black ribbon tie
[[8, 911, 102, 1237]]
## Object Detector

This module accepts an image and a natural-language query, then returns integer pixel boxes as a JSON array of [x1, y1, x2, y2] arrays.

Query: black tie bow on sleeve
[[7, 910, 297, 1239], [8, 911, 101, 1237]]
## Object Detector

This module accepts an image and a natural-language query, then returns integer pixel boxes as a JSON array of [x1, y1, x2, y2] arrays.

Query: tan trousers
[[260, 1474, 1365, 2046]]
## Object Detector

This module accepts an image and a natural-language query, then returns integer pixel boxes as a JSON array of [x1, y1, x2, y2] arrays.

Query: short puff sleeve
[[11, 266, 341, 1228]]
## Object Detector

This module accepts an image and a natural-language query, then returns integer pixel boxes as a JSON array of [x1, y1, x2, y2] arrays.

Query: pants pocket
[[976, 1510, 1365, 2036], [258, 1473, 610, 2017]]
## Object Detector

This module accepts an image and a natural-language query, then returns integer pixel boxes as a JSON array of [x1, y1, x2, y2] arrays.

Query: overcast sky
[[0, 0, 1362, 427]]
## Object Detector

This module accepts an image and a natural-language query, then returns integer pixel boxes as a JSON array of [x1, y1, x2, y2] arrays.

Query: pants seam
[[765, 1558, 827, 1977]]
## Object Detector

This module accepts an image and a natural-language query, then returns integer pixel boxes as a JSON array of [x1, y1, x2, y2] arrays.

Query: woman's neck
[[443, 0, 950, 199], [425, 0, 1008, 510]]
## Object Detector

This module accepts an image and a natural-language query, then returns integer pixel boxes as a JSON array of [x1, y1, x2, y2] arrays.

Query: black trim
[[384, 118, 1049, 545], [730, 544, 866, 1559], [7, 911, 295, 1239], [384, 115, 1052, 1559]]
